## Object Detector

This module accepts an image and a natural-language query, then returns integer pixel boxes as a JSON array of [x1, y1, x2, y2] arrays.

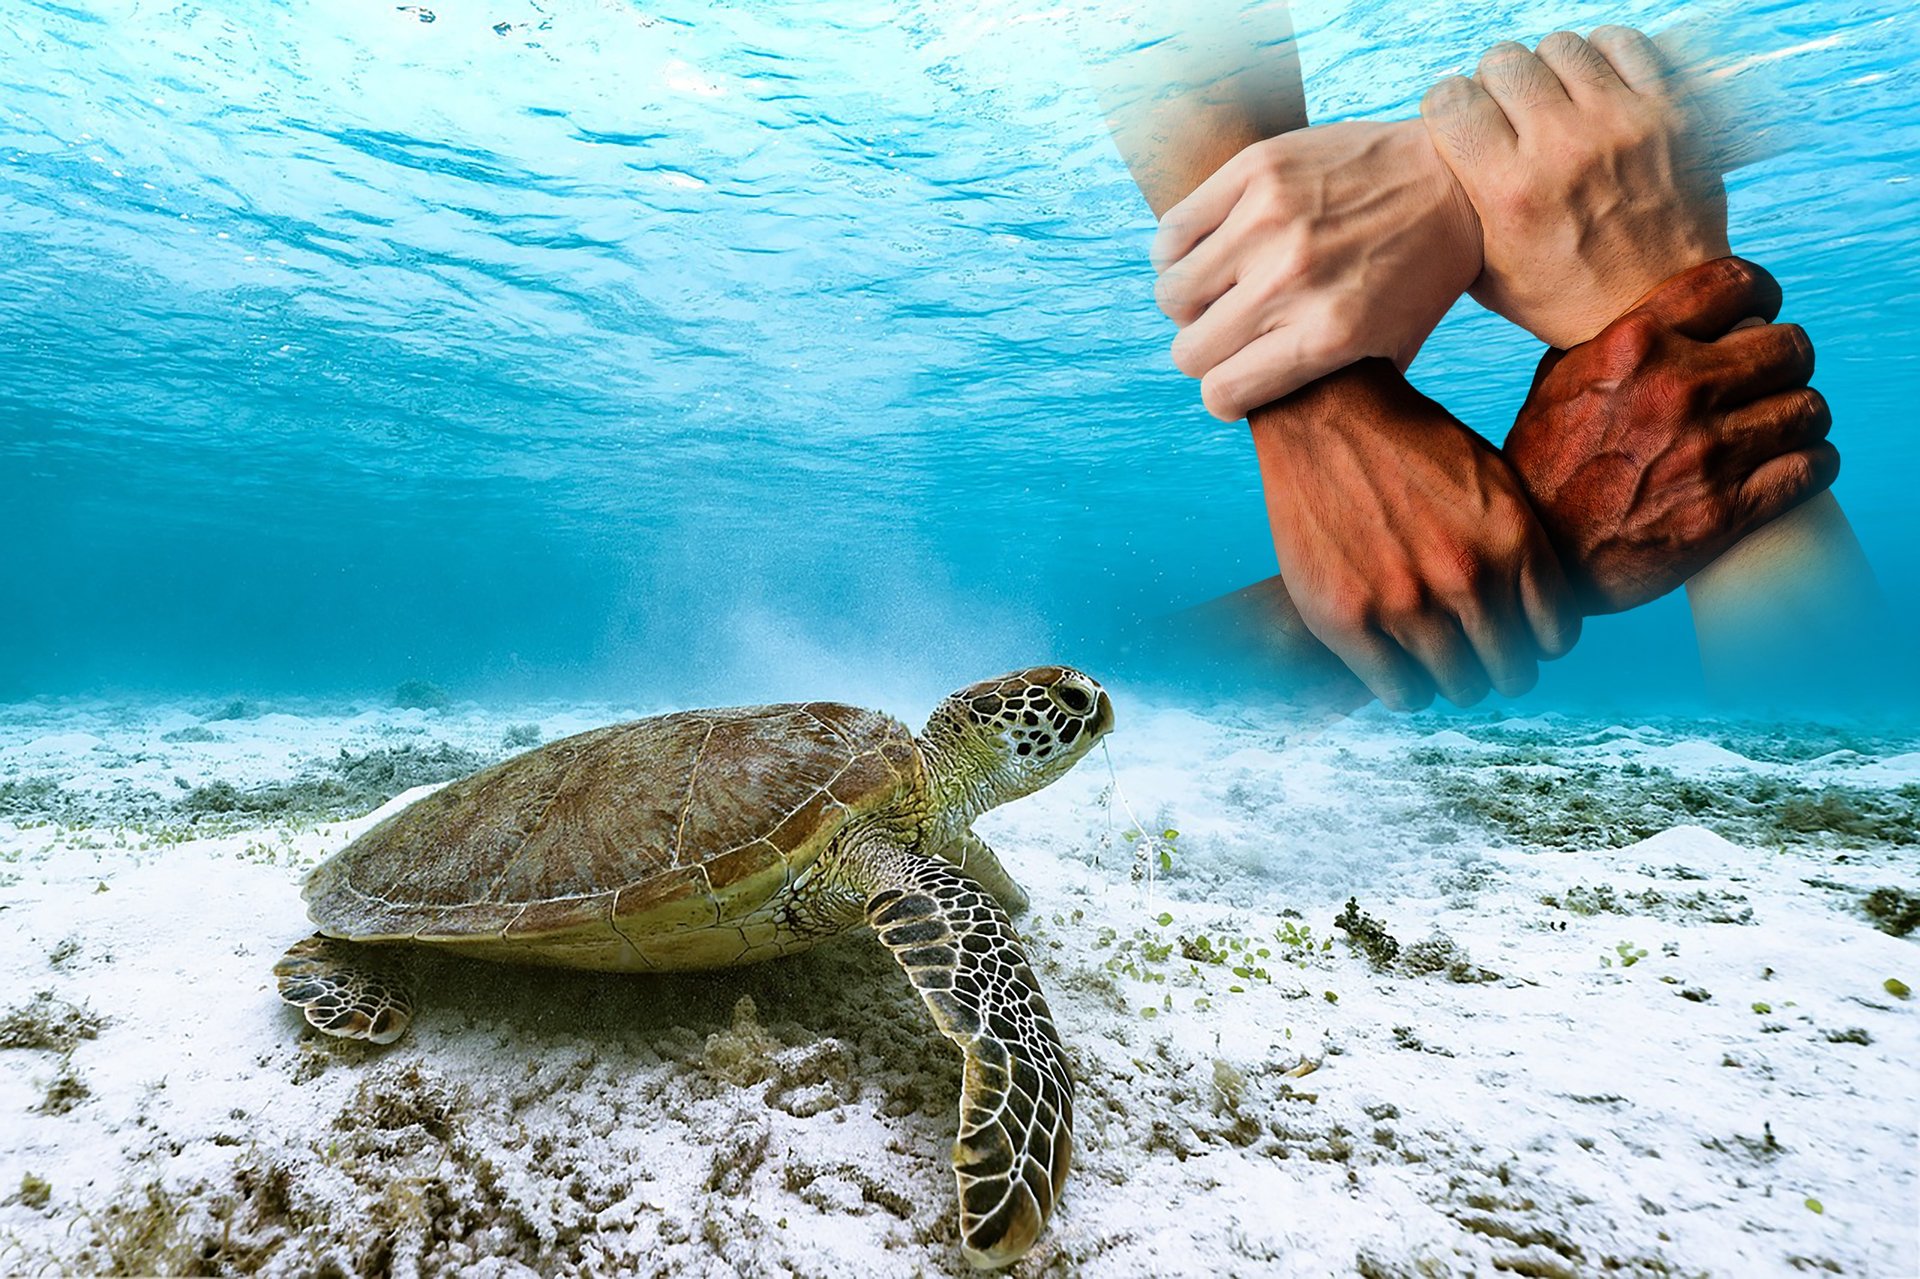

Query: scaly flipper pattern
[[273, 933, 417, 1045], [864, 857, 1072, 1269]]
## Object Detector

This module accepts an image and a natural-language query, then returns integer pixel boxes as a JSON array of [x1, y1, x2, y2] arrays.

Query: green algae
[[1434, 764, 1919, 851], [0, 992, 104, 1052], [392, 680, 451, 710], [1861, 887, 1920, 938], [177, 742, 489, 825], [1334, 897, 1400, 969]]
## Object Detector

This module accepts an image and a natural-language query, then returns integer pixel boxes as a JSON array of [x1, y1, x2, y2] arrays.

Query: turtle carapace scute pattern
[[274, 665, 1114, 1269]]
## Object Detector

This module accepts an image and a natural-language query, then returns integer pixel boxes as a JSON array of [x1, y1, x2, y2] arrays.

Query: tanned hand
[[1252, 365, 1578, 710], [1505, 257, 1839, 613]]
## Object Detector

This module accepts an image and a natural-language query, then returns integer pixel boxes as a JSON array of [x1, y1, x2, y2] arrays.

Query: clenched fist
[[1505, 258, 1839, 613], [1422, 27, 1728, 349], [1151, 120, 1482, 420]]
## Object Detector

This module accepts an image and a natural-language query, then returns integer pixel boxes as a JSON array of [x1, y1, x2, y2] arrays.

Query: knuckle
[[1378, 581, 1427, 625], [1252, 238, 1309, 289], [1489, 181, 1545, 225], [1312, 590, 1372, 637], [1443, 544, 1494, 596], [1170, 335, 1210, 379], [1153, 275, 1187, 319], [1243, 175, 1283, 221], [1780, 322, 1815, 369], [1798, 387, 1833, 435], [1607, 312, 1664, 363], [1480, 39, 1530, 68], [1776, 453, 1816, 495], [1701, 255, 1764, 305], [1589, 23, 1650, 53], [1250, 137, 1286, 167], [1421, 75, 1472, 117], [1310, 311, 1362, 362], [1617, 112, 1661, 150]]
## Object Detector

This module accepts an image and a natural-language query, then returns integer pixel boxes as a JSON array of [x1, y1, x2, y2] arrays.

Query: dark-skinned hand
[[1504, 256, 1838, 614]]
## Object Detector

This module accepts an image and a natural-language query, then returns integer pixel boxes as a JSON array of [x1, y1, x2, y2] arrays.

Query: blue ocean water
[[3, 0, 1915, 709]]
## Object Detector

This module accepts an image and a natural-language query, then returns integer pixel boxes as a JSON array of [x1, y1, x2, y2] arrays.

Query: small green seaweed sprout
[[1603, 939, 1650, 968], [1124, 826, 1180, 886], [1098, 742, 1180, 902]]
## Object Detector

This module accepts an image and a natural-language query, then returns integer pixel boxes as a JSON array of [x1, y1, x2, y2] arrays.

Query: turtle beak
[[1090, 690, 1116, 740]]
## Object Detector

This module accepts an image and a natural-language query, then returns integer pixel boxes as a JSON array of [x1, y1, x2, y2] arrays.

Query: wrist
[[1390, 118, 1484, 302]]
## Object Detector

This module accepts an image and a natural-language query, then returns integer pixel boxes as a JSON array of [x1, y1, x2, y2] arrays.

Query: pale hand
[[1150, 120, 1482, 422], [1421, 27, 1729, 349]]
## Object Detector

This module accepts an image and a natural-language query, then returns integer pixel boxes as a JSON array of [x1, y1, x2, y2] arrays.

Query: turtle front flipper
[[951, 831, 1030, 916], [273, 934, 417, 1045], [863, 856, 1071, 1269]]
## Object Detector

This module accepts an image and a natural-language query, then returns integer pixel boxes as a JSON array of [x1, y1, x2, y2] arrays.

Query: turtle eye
[[1053, 684, 1092, 714]]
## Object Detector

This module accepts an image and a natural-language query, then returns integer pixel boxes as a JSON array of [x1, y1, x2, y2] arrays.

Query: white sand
[[0, 694, 1915, 1276]]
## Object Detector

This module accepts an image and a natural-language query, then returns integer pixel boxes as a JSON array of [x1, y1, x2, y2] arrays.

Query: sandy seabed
[[0, 692, 1915, 1277]]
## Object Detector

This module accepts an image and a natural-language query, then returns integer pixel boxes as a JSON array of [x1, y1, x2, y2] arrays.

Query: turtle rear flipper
[[274, 934, 417, 1045], [863, 857, 1072, 1270]]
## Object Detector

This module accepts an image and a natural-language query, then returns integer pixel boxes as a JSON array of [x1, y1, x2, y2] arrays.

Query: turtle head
[[924, 666, 1115, 812]]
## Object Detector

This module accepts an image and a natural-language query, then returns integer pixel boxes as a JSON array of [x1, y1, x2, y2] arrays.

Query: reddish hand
[[1252, 364, 1579, 709], [1504, 257, 1838, 613]]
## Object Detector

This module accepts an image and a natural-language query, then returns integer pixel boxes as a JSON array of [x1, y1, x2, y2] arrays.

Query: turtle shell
[[303, 702, 923, 966]]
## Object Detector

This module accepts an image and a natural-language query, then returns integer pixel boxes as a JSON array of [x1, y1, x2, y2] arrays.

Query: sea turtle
[[273, 665, 1115, 1268]]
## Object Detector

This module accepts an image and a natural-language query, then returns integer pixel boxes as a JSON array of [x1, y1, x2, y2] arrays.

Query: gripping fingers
[[1627, 257, 1782, 338], [1155, 202, 1258, 326], [1388, 615, 1494, 707], [1170, 280, 1267, 379], [1456, 591, 1542, 698], [1705, 322, 1815, 405], [1534, 31, 1625, 101], [1587, 25, 1672, 96], [1198, 325, 1355, 421], [1738, 443, 1841, 526], [1152, 151, 1255, 272], [1722, 387, 1833, 463], [1420, 74, 1516, 172], [1310, 620, 1435, 713], [1518, 553, 1582, 654]]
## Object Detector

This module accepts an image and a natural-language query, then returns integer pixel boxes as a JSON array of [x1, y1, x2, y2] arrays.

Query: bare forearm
[[1686, 492, 1885, 701], [1098, 8, 1372, 709], [1099, 8, 1873, 707], [1096, 4, 1306, 217]]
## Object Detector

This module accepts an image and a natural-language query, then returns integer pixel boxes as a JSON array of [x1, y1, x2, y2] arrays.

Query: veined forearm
[[1094, 4, 1306, 217]]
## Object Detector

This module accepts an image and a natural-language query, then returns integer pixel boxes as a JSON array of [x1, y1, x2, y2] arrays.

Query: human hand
[[1421, 27, 1728, 349], [1250, 361, 1580, 709], [1505, 257, 1839, 613], [1151, 120, 1482, 422]]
